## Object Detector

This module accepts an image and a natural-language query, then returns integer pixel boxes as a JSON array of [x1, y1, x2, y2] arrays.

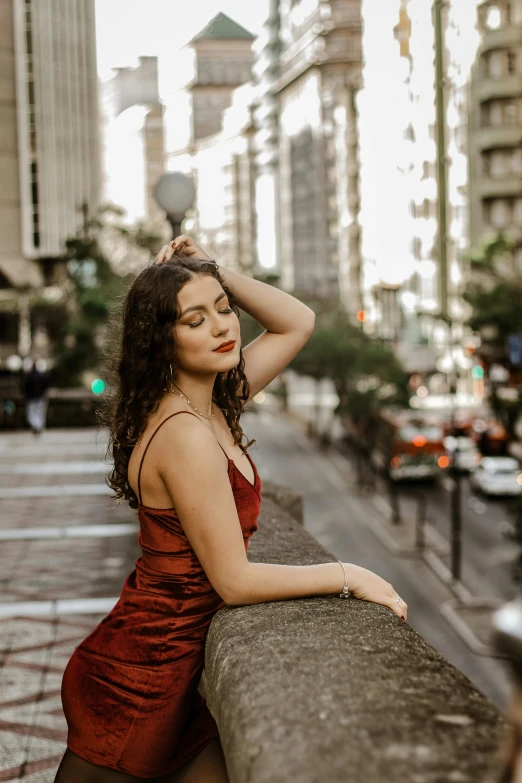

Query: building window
[[482, 152, 491, 175], [489, 50, 505, 77], [507, 50, 517, 74], [412, 236, 422, 260], [290, 127, 317, 289], [505, 100, 518, 125], [490, 198, 512, 229], [491, 100, 504, 126], [485, 5, 502, 31], [514, 198, 522, 225]]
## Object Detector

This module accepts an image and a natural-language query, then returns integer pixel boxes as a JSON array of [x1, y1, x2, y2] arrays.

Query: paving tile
[[0, 428, 138, 780]]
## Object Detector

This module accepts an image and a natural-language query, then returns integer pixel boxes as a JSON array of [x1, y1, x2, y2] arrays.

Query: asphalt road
[[242, 405, 514, 710], [349, 452, 521, 602]]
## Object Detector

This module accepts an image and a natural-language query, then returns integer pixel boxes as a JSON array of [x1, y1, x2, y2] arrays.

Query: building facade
[[11, 0, 100, 265], [188, 13, 254, 143], [469, 0, 522, 271], [176, 14, 257, 274], [0, 0, 100, 360], [101, 56, 166, 227], [393, 0, 480, 319], [251, 0, 281, 271], [275, 0, 364, 310], [185, 84, 258, 275]]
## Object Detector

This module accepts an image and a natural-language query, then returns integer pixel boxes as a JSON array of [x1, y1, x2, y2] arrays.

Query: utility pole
[[433, 0, 462, 584], [434, 0, 449, 321]]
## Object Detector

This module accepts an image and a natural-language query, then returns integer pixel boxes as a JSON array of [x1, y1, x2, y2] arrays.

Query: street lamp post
[[153, 172, 196, 240]]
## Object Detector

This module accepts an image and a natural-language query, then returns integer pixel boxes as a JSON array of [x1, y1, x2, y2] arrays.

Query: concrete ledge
[[202, 490, 506, 783], [257, 480, 304, 525]]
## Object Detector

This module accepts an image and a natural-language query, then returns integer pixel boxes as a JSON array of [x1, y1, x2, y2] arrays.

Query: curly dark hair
[[100, 257, 255, 509]]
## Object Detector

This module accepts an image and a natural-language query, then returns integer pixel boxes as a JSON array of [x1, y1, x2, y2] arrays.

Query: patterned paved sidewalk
[[0, 429, 137, 782]]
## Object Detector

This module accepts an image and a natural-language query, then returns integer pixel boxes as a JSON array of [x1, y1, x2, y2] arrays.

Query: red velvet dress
[[60, 411, 261, 778]]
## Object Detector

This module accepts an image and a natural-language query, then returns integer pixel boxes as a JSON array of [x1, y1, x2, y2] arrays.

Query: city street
[[0, 408, 516, 780], [390, 473, 519, 602], [336, 441, 520, 602], [244, 407, 513, 708]]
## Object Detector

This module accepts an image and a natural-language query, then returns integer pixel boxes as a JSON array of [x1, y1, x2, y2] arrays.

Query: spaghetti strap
[[137, 411, 199, 505], [216, 441, 229, 459]]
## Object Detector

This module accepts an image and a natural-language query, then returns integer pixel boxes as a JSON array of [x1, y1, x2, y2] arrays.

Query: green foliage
[[464, 280, 522, 345], [288, 308, 409, 442], [463, 232, 522, 349], [463, 231, 522, 436], [31, 300, 68, 344], [49, 204, 154, 387]]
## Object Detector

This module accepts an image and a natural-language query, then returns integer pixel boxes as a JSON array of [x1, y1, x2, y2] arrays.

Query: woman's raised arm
[[156, 236, 316, 401]]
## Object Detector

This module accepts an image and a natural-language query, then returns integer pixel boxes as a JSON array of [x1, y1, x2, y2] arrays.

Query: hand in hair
[[154, 235, 212, 264]]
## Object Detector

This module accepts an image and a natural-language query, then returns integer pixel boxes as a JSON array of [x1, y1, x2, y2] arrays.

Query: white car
[[443, 436, 482, 473], [470, 457, 522, 496]]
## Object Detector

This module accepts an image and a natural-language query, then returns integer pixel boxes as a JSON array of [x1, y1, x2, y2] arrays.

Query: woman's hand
[[153, 235, 212, 264], [345, 563, 408, 621]]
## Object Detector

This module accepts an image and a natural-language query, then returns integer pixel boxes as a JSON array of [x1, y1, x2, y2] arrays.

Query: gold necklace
[[170, 382, 214, 420]]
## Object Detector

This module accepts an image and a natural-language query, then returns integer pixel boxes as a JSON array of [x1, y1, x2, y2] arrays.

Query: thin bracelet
[[337, 560, 352, 599]]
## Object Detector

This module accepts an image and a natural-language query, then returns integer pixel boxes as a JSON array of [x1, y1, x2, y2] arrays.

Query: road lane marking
[[0, 484, 110, 498], [0, 597, 120, 617], [0, 523, 137, 540], [0, 461, 108, 474]]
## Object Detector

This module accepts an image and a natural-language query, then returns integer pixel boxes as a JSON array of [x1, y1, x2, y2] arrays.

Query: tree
[[463, 232, 522, 357], [47, 204, 163, 387], [288, 308, 409, 447], [463, 232, 522, 436]]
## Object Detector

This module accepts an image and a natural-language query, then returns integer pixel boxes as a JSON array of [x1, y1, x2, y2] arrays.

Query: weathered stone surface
[[203, 493, 506, 783], [259, 480, 303, 524]]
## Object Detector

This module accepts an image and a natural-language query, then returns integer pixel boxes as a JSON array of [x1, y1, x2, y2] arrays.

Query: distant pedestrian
[[24, 359, 49, 434]]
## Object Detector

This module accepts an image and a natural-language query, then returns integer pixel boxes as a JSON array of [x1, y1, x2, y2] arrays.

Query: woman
[[55, 236, 408, 783]]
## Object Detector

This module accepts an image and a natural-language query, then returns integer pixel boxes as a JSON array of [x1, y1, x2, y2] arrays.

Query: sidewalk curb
[[440, 598, 506, 658], [366, 494, 450, 557]]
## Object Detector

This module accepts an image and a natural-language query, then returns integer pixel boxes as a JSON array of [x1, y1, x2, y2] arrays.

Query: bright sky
[[95, 0, 269, 82], [95, 0, 480, 282]]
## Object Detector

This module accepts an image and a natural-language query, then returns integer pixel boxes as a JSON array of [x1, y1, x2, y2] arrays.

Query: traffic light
[[91, 378, 106, 395]]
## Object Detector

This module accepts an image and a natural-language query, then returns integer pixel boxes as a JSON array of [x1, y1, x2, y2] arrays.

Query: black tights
[[53, 748, 181, 783]]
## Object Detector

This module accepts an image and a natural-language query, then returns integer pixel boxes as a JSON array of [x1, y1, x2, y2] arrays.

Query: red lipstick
[[213, 340, 236, 353]]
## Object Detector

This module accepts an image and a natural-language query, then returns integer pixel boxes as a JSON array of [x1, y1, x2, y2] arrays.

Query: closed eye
[[187, 307, 233, 328]]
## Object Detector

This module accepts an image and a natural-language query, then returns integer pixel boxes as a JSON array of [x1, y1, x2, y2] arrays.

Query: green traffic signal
[[91, 378, 106, 395]]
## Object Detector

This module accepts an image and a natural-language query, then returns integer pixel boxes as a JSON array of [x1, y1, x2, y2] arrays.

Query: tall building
[[394, 0, 480, 317], [188, 84, 258, 274], [469, 0, 522, 271], [187, 13, 255, 143], [251, 0, 281, 270], [274, 0, 364, 309], [174, 14, 257, 274], [0, 0, 100, 359], [107, 56, 160, 116], [101, 57, 166, 226]]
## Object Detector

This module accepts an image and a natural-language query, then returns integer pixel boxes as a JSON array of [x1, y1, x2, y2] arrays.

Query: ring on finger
[[395, 595, 401, 604]]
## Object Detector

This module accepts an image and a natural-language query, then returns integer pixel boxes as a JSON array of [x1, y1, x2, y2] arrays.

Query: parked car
[[443, 436, 482, 473], [470, 457, 522, 496]]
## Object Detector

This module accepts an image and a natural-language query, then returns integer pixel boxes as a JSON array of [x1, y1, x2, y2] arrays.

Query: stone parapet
[[201, 485, 505, 783]]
